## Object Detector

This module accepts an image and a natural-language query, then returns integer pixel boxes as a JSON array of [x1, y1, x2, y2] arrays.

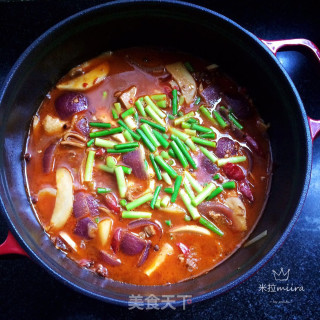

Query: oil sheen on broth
[[24, 47, 272, 285]]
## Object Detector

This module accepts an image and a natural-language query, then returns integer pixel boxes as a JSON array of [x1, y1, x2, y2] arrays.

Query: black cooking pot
[[0, 0, 319, 307]]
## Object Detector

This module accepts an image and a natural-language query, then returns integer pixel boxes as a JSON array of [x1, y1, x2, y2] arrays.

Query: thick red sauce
[[25, 48, 272, 285]]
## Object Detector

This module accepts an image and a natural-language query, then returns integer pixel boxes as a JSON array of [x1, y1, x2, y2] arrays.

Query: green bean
[[171, 175, 182, 203], [117, 120, 141, 141], [152, 130, 169, 148], [140, 118, 166, 133], [181, 122, 192, 129], [213, 173, 220, 180], [174, 111, 195, 126], [155, 198, 161, 209], [115, 166, 127, 198], [222, 181, 236, 189], [191, 136, 216, 148], [184, 171, 203, 193], [99, 164, 114, 173], [151, 94, 166, 101], [155, 155, 178, 178], [199, 216, 224, 236], [89, 122, 111, 128], [126, 193, 153, 211], [112, 108, 119, 120], [160, 151, 169, 160], [122, 211, 152, 219], [179, 189, 200, 220], [228, 113, 243, 130], [150, 186, 161, 209], [169, 127, 189, 141], [200, 146, 218, 163], [194, 96, 201, 105], [114, 102, 122, 114], [87, 139, 94, 147], [94, 138, 115, 149], [106, 148, 136, 153], [168, 114, 175, 120], [186, 118, 198, 124], [106, 156, 117, 168], [191, 123, 212, 133], [168, 148, 176, 158], [156, 100, 167, 108], [172, 89, 178, 115], [191, 183, 216, 206], [200, 132, 216, 139], [120, 199, 127, 207], [170, 141, 188, 168], [150, 154, 162, 180], [184, 129, 197, 136], [164, 187, 174, 194], [123, 130, 134, 142], [171, 135, 197, 169], [199, 105, 218, 126], [184, 61, 194, 72], [217, 156, 246, 166], [184, 179, 195, 200], [213, 110, 227, 128], [206, 186, 223, 200], [161, 172, 172, 185], [114, 142, 139, 150], [145, 105, 166, 126], [121, 166, 132, 175], [121, 107, 136, 119], [185, 137, 197, 151], [160, 195, 170, 207], [141, 124, 161, 148], [135, 99, 146, 117], [97, 187, 111, 194], [84, 150, 95, 182], [89, 127, 123, 138], [144, 96, 166, 118], [136, 128, 156, 153]]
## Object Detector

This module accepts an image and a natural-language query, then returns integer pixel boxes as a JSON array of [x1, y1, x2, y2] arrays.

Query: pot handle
[[261, 38, 320, 141], [0, 231, 28, 256]]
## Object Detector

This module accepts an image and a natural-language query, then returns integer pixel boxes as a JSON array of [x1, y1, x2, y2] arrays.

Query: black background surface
[[0, 1, 319, 319]]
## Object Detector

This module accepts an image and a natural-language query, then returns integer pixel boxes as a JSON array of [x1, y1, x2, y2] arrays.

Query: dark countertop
[[0, 1, 319, 319]]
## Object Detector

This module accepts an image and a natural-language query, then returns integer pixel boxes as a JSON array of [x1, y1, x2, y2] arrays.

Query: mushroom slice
[[144, 243, 174, 276], [98, 218, 113, 247], [50, 168, 74, 229], [57, 63, 109, 91], [225, 197, 247, 231], [165, 62, 196, 104], [169, 225, 212, 236], [119, 86, 137, 109]]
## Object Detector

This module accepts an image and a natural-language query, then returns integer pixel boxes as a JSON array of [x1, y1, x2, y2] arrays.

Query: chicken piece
[[43, 115, 66, 135], [165, 62, 196, 104], [225, 197, 247, 231], [119, 86, 137, 109]]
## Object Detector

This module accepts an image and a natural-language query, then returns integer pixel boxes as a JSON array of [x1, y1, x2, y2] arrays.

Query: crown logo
[[272, 268, 290, 281]]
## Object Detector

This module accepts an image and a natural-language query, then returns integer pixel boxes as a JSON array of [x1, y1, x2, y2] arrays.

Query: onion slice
[[137, 240, 151, 267]]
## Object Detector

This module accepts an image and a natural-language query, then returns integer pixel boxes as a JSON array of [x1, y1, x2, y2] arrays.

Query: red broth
[[24, 48, 272, 285]]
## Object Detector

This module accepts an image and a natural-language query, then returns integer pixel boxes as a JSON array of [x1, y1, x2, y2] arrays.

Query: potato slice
[[57, 63, 109, 91], [144, 243, 173, 276], [50, 168, 74, 229], [98, 219, 113, 247], [169, 225, 212, 236], [165, 62, 196, 104], [119, 86, 137, 109]]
